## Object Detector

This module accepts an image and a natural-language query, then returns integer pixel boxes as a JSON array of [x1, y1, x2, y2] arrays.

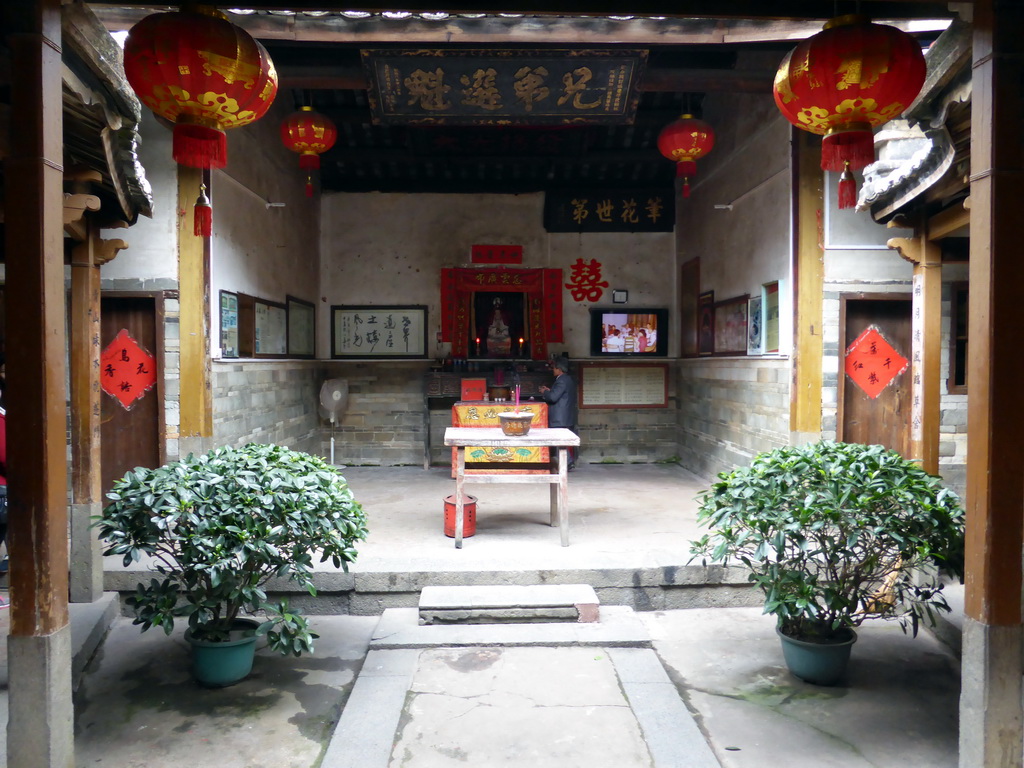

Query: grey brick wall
[[676, 358, 791, 480], [212, 361, 323, 456]]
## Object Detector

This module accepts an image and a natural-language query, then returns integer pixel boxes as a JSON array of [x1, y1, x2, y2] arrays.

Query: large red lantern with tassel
[[773, 15, 925, 209], [281, 106, 338, 197], [657, 115, 715, 199], [123, 4, 278, 235]]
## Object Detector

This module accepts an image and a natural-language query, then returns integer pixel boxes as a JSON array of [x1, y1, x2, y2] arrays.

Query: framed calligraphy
[[331, 305, 429, 359], [544, 188, 674, 233], [362, 49, 646, 125]]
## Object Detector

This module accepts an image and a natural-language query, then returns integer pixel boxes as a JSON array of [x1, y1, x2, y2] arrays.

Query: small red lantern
[[774, 15, 926, 208], [657, 114, 715, 199], [281, 106, 338, 197], [123, 4, 278, 234]]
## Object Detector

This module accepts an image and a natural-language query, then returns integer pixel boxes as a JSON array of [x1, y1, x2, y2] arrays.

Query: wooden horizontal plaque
[[544, 189, 674, 233], [362, 48, 646, 125]]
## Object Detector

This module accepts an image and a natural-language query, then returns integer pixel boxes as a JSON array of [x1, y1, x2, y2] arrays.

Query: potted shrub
[[97, 443, 368, 687], [689, 440, 964, 685]]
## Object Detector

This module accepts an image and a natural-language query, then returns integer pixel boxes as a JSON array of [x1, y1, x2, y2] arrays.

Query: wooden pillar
[[178, 166, 213, 443], [68, 223, 125, 603], [790, 129, 824, 441], [886, 234, 942, 474], [960, 1, 1024, 766], [3, 0, 75, 765]]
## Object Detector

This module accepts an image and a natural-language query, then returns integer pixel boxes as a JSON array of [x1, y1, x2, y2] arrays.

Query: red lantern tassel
[[193, 183, 212, 237], [821, 127, 874, 172], [174, 124, 228, 169], [838, 162, 857, 209], [305, 176, 314, 198], [682, 179, 691, 198]]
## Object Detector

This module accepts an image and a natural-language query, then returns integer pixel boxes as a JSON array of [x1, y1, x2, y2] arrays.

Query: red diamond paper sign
[[101, 329, 157, 410], [844, 326, 908, 399]]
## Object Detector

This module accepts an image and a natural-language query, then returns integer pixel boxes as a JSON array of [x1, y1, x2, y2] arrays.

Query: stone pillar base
[[8, 625, 74, 767], [959, 617, 1023, 768]]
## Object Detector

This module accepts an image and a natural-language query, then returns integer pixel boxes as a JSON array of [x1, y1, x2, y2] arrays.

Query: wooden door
[[100, 295, 163, 494], [839, 296, 912, 457]]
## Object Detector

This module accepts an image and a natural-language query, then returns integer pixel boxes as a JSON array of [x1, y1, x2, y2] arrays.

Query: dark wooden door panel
[[841, 297, 912, 457], [100, 296, 161, 494]]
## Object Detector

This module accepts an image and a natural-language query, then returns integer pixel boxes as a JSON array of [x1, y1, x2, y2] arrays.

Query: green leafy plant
[[97, 443, 368, 656], [689, 441, 964, 642]]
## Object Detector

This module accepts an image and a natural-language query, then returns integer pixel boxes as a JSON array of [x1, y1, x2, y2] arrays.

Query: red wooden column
[[960, 1, 1024, 765], [3, 0, 75, 765]]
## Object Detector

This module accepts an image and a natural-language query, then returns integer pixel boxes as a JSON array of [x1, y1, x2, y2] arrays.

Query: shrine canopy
[[441, 268, 563, 360]]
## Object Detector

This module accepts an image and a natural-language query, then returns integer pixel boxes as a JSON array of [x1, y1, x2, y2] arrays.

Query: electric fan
[[319, 379, 349, 465]]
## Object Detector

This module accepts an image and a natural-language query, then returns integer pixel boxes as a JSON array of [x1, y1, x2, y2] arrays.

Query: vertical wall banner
[[543, 268, 563, 342], [910, 273, 925, 440], [471, 244, 523, 264]]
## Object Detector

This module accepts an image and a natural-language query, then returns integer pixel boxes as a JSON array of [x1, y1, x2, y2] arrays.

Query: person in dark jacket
[[539, 355, 578, 469]]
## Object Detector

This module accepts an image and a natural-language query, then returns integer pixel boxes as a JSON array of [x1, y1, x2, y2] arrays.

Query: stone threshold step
[[418, 584, 600, 625], [374, 606, 650, 649]]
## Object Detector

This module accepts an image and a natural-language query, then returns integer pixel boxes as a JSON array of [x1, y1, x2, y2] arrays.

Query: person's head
[[552, 355, 570, 375]]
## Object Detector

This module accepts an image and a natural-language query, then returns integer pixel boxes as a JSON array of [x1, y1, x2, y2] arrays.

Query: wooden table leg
[[455, 446, 466, 549], [557, 446, 569, 546]]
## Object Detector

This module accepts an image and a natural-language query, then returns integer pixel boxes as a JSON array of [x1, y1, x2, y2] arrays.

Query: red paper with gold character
[[844, 326, 908, 399]]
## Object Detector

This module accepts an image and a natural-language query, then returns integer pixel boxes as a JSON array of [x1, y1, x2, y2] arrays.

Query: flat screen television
[[589, 308, 669, 357]]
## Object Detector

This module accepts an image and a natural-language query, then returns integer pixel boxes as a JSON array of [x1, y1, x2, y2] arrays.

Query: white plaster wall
[[681, 82, 793, 305], [211, 97, 321, 356], [100, 110, 178, 282], [319, 192, 675, 360]]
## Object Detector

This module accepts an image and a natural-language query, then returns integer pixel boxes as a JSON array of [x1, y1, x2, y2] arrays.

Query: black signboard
[[544, 189, 675, 233], [362, 49, 647, 126]]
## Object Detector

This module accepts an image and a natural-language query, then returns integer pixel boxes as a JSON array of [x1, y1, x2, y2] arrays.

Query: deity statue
[[486, 297, 512, 356]]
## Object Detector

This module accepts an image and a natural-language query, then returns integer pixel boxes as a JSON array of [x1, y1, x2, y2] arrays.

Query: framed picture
[[713, 294, 749, 356], [286, 295, 315, 359], [747, 295, 764, 355], [219, 291, 239, 358], [254, 298, 287, 358], [698, 290, 715, 356], [331, 305, 428, 358]]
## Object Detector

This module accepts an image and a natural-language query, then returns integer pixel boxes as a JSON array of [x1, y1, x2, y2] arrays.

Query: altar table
[[443, 427, 581, 548]]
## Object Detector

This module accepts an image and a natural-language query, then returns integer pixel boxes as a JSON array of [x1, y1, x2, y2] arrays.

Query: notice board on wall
[[578, 362, 668, 408]]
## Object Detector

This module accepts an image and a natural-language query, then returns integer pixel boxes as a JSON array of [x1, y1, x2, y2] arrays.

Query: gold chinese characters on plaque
[[361, 49, 647, 125]]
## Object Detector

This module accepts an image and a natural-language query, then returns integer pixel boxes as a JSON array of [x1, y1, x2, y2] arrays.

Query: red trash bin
[[443, 494, 477, 537]]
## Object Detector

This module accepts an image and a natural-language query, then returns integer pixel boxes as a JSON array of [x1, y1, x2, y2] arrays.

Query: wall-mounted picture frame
[[713, 294, 749, 356], [219, 290, 239, 359], [254, 297, 288, 358], [698, 290, 715, 356], [331, 305, 429, 358], [747, 294, 764, 355], [286, 295, 315, 359]]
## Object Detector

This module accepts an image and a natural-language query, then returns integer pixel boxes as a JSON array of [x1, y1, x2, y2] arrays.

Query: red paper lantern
[[773, 15, 926, 208], [657, 115, 715, 199], [123, 4, 278, 234], [281, 106, 338, 197]]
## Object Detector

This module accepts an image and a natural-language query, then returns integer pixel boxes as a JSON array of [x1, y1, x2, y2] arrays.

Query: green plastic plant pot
[[776, 626, 857, 686], [185, 619, 260, 688]]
